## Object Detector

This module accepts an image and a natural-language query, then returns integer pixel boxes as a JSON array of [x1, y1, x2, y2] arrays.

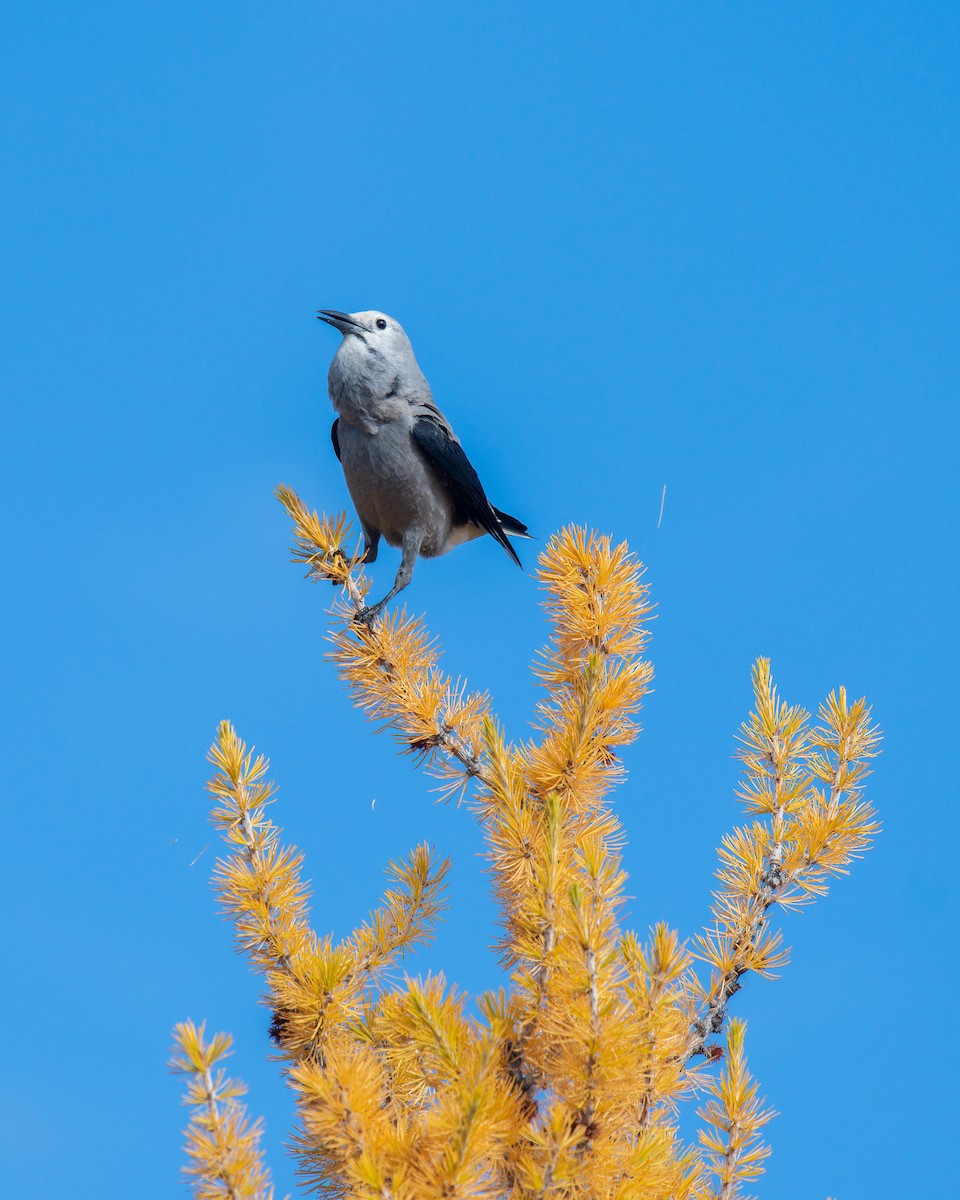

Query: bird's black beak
[[317, 309, 365, 335]]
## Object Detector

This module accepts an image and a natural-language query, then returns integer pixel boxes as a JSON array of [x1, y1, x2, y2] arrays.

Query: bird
[[317, 309, 530, 623]]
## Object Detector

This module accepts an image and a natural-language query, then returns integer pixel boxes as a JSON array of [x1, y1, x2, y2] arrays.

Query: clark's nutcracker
[[317, 309, 530, 623]]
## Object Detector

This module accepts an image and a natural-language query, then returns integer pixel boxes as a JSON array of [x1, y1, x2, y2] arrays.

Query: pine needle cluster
[[172, 486, 880, 1200], [170, 1020, 276, 1200]]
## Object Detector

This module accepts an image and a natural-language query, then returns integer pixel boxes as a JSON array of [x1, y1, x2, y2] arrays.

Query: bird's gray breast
[[336, 416, 455, 555], [329, 340, 426, 430]]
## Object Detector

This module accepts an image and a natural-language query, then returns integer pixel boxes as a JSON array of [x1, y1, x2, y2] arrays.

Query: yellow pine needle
[[329, 605, 490, 802], [688, 659, 880, 1060], [207, 721, 313, 977], [170, 1020, 275, 1200], [697, 1020, 775, 1200], [275, 483, 364, 592], [207, 721, 450, 1063]]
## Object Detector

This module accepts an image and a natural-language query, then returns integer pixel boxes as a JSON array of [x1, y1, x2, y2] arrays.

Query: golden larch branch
[[170, 1020, 276, 1200], [182, 490, 881, 1200], [687, 661, 880, 1059], [696, 1019, 774, 1200]]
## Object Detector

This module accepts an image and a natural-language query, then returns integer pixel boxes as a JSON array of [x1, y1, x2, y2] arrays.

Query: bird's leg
[[360, 526, 380, 565], [354, 536, 418, 625]]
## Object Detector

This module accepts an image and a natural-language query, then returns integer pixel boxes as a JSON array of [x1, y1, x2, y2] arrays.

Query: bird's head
[[318, 309, 429, 401], [317, 309, 414, 360]]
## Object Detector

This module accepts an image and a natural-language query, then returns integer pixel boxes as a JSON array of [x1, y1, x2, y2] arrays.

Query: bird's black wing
[[331, 418, 341, 461], [411, 415, 521, 566]]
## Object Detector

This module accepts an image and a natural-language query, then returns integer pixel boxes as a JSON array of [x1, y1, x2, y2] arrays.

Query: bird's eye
[[376, 318, 387, 330]]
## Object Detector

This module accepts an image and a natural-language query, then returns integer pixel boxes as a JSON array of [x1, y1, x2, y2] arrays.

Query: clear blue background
[[2, 3, 957, 1196]]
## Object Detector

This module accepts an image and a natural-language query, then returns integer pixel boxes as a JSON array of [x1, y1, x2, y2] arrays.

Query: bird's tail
[[493, 508, 533, 539]]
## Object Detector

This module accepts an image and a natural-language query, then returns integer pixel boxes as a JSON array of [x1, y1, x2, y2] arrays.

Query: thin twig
[[199, 1066, 243, 1200], [235, 801, 294, 976]]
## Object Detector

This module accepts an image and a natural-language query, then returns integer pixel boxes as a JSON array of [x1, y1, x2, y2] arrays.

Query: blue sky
[[2, 2, 957, 1196]]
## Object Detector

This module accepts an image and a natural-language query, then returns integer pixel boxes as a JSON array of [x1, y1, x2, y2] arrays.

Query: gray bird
[[317, 308, 530, 623]]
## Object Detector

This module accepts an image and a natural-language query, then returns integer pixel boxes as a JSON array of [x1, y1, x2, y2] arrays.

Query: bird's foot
[[353, 602, 385, 626], [325, 548, 351, 582], [326, 547, 371, 584]]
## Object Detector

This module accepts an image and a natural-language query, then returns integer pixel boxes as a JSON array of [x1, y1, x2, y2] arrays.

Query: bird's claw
[[325, 548, 350, 583], [353, 603, 383, 626], [327, 547, 370, 585]]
